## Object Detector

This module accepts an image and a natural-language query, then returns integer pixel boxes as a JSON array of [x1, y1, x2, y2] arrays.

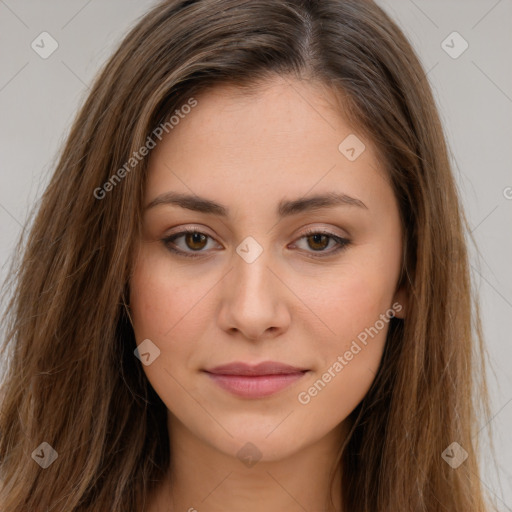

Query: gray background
[[0, 0, 511, 509]]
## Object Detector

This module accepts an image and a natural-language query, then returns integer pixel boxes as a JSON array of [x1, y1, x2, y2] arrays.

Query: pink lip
[[203, 361, 308, 399]]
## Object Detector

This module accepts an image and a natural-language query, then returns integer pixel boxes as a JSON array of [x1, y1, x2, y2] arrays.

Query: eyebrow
[[145, 191, 368, 217]]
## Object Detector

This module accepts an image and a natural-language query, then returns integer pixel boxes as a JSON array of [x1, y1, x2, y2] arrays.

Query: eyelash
[[161, 227, 351, 259]]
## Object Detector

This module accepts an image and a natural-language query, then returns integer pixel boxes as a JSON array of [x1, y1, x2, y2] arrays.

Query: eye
[[162, 227, 220, 258], [290, 228, 351, 257], [161, 227, 351, 259]]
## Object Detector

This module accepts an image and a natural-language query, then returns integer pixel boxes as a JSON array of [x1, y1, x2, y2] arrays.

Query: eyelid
[[294, 225, 348, 241], [165, 224, 216, 239]]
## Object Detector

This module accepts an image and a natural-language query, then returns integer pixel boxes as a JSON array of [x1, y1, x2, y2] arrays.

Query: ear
[[391, 284, 407, 319]]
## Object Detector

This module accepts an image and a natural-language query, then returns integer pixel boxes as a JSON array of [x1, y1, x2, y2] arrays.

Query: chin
[[186, 417, 300, 462]]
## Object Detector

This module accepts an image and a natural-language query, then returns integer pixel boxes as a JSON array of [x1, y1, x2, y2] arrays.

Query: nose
[[217, 245, 291, 341]]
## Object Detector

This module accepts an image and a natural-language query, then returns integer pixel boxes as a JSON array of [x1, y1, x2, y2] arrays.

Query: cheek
[[128, 247, 208, 393], [129, 248, 207, 412], [293, 271, 393, 428], [296, 259, 396, 349], [129, 245, 206, 341], [290, 256, 397, 412]]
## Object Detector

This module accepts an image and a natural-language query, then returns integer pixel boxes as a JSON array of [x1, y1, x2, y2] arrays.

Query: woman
[[0, 0, 498, 510]]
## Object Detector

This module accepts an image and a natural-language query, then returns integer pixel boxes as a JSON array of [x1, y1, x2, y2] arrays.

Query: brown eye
[[184, 232, 208, 251], [305, 233, 330, 251], [162, 229, 217, 258], [163, 228, 350, 259], [292, 229, 351, 257]]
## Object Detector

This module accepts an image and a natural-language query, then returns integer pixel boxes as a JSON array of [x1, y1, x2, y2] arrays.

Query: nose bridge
[[234, 251, 270, 296], [232, 235, 275, 305], [218, 235, 288, 339]]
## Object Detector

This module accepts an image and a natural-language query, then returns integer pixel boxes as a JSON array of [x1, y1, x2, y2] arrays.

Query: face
[[129, 76, 406, 462]]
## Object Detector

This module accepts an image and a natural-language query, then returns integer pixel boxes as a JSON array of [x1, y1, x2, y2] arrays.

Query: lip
[[205, 361, 308, 375], [203, 361, 308, 399]]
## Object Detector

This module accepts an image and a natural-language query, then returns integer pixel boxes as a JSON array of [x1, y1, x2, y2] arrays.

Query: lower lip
[[204, 372, 307, 398]]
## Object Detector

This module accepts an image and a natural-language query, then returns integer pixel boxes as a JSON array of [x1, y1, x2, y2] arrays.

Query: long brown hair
[[0, 0, 498, 510]]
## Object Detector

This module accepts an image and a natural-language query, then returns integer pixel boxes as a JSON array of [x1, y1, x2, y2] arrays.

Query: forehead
[[178, 76, 355, 144], [144, 77, 392, 217]]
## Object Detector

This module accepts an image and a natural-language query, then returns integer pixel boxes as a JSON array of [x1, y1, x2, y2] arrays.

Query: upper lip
[[204, 361, 308, 376]]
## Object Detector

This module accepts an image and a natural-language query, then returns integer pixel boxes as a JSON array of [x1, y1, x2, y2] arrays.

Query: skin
[[129, 75, 407, 512]]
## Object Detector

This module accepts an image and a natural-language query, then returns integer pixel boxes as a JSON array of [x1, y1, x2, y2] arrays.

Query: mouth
[[202, 361, 309, 399]]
